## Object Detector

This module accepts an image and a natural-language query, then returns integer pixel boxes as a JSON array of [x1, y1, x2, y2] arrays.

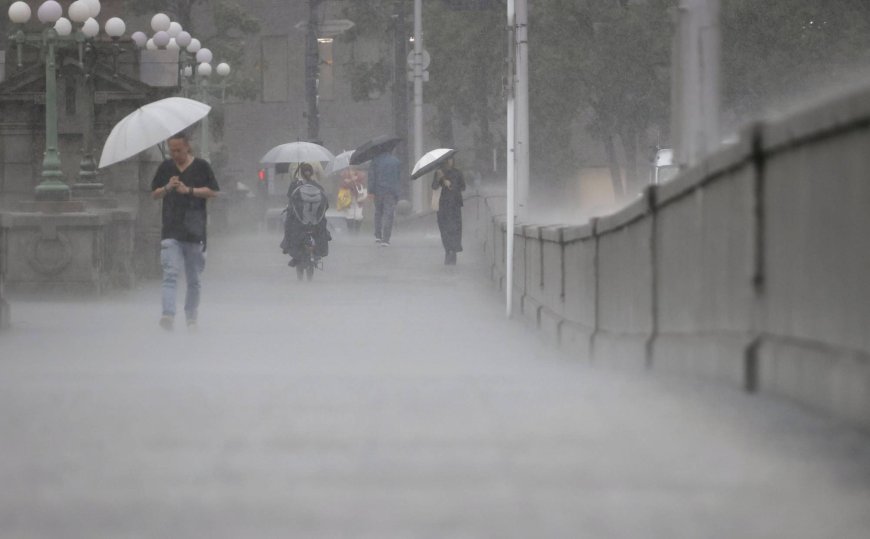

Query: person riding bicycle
[[280, 162, 330, 267]]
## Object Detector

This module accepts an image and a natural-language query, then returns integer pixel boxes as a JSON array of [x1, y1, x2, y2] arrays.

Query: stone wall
[[471, 86, 870, 430]]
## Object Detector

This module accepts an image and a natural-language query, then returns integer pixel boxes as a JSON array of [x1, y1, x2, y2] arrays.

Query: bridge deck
[[1, 228, 869, 538]]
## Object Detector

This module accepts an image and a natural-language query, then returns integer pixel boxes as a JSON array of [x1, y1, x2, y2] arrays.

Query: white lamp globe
[[150, 13, 170, 32], [37, 1, 63, 24], [104, 17, 124, 38], [68, 1, 90, 23], [216, 62, 231, 77], [176, 31, 192, 48], [53, 16, 72, 36], [82, 17, 99, 37], [153, 30, 170, 48], [195, 48, 212, 64], [166, 38, 180, 51], [83, 0, 100, 18], [168, 21, 182, 37], [197, 62, 212, 77], [186, 38, 201, 53], [131, 31, 147, 48], [8, 2, 32, 24], [183, 65, 193, 77], [146, 38, 157, 51]]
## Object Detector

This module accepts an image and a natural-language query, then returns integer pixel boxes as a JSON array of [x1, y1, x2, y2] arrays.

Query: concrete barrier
[[474, 86, 870, 430]]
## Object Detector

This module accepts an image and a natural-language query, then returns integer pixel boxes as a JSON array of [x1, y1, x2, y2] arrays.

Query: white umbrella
[[325, 150, 356, 176], [260, 142, 334, 165], [411, 148, 457, 179], [98, 97, 210, 168]]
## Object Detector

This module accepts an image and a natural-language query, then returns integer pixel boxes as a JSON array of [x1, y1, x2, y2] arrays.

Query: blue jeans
[[374, 192, 398, 242], [160, 239, 206, 321]]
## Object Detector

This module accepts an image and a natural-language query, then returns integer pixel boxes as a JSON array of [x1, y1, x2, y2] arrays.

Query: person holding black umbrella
[[432, 156, 466, 265], [369, 146, 401, 246]]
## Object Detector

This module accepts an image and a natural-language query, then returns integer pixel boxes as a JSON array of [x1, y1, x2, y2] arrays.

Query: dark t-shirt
[[151, 157, 220, 243]]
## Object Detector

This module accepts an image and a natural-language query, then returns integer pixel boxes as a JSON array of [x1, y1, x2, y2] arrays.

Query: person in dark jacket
[[281, 162, 330, 266], [151, 132, 220, 331], [369, 147, 401, 246], [432, 156, 466, 265]]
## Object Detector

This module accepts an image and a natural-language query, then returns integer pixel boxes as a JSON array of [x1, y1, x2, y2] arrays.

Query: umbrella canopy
[[260, 141, 334, 165], [411, 148, 458, 179], [98, 97, 211, 168], [349, 135, 401, 165], [325, 150, 356, 176]]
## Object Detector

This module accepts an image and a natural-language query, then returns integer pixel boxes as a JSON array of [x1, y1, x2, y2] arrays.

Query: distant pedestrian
[[432, 156, 465, 265], [151, 132, 220, 330], [336, 168, 367, 234], [369, 146, 401, 246]]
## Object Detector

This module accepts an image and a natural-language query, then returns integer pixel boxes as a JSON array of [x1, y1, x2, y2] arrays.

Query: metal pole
[[393, 1, 410, 201], [306, 0, 321, 141], [412, 0, 424, 213], [505, 0, 515, 317], [35, 29, 70, 201], [514, 0, 529, 222], [200, 81, 211, 162]]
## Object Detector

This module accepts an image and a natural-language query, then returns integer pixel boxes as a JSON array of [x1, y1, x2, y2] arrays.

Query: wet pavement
[[1, 225, 869, 538]]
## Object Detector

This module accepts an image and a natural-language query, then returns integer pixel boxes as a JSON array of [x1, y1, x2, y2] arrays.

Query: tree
[[340, 0, 504, 172], [721, 0, 870, 126], [530, 0, 675, 196]]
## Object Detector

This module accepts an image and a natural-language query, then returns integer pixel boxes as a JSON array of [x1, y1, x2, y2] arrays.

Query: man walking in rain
[[369, 146, 401, 246], [151, 132, 220, 330]]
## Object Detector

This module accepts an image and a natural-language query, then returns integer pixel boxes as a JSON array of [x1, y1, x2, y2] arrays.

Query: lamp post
[[7, 0, 128, 201], [131, 14, 227, 162], [180, 49, 230, 164]]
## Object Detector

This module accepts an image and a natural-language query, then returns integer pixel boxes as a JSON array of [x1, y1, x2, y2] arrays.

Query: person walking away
[[151, 132, 220, 330], [369, 147, 401, 246], [336, 168, 367, 234], [281, 162, 331, 266], [432, 156, 466, 265]]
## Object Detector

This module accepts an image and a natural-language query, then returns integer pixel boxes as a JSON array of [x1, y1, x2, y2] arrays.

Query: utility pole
[[514, 0, 529, 222], [411, 0, 424, 213], [305, 0, 322, 141], [505, 0, 529, 317], [393, 1, 410, 200], [673, 0, 720, 167]]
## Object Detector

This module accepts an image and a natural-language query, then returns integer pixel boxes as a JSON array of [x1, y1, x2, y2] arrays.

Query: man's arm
[[151, 162, 171, 199]]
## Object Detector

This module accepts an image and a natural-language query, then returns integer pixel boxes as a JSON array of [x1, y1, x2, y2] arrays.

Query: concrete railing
[[468, 86, 870, 430]]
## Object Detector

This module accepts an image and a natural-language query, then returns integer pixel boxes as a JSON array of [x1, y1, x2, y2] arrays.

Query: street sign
[[406, 49, 430, 70]]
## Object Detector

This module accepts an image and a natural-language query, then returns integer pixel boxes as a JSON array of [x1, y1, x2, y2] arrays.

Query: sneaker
[[380, 241, 390, 247], [159, 315, 174, 331], [186, 319, 197, 331], [375, 238, 382, 244]]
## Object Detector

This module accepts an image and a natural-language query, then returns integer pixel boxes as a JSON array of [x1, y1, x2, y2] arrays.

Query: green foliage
[[346, 59, 392, 101], [340, 0, 504, 167], [530, 0, 675, 180], [721, 0, 870, 122]]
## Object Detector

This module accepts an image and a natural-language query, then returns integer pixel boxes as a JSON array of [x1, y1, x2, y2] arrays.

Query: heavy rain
[[1, 1, 870, 537]]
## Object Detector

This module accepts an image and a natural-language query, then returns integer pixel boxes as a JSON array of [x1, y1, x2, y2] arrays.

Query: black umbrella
[[349, 135, 402, 165]]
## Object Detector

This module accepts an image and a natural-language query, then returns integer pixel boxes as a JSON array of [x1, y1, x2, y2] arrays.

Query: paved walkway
[[1, 226, 869, 538]]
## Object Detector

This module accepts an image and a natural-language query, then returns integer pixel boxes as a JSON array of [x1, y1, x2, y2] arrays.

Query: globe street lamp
[[6, 0, 131, 200], [181, 52, 230, 163]]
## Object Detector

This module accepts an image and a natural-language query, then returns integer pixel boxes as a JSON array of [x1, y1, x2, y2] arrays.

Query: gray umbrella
[[349, 135, 401, 165]]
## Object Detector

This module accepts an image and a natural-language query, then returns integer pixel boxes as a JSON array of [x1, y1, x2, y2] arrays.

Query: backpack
[[291, 182, 326, 225]]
